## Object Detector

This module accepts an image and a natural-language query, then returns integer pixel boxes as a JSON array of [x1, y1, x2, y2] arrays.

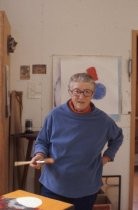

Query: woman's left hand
[[102, 156, 111, 165]]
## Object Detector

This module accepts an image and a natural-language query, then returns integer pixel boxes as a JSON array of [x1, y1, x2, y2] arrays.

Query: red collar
[[68, 99, 92, 113]]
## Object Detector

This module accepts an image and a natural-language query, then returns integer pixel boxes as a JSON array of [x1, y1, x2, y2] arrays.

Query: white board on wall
[[53, 55, 121, 115]]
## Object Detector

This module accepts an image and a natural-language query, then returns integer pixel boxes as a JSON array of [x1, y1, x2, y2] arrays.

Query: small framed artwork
[[20, 65, 30, 80], [32, 64, 47, 74]]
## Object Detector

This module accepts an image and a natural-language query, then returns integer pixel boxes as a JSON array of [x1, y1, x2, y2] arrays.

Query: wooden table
[[3, 190, 74, 210]]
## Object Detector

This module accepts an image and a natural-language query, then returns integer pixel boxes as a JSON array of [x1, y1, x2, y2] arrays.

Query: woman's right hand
[[30, 153, 45, 169], [30, 153, 55, 169]]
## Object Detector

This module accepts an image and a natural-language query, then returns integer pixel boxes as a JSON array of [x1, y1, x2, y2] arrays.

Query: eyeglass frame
[[69, 88, 93, 97]]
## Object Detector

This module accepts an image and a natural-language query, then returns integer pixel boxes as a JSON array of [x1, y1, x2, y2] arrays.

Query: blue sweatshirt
[[34, 102, 123, 198]]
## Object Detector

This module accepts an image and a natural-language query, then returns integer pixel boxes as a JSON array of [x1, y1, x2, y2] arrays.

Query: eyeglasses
[[69, 88, 93, 97]]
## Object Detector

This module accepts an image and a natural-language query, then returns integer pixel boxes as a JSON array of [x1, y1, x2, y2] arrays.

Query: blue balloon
[[93, 83, 106, 100]]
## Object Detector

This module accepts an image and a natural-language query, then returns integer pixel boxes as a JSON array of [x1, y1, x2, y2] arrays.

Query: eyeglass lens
[[70, 88, 92, 97]]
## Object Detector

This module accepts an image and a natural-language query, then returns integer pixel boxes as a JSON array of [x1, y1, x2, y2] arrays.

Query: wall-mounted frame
[[99, 175, 121, 210], [32, 64, 47, 74], [20, 65, 30, 80]]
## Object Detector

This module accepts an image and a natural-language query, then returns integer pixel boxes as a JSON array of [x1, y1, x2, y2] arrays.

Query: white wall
[[0, 0, 136, 209]]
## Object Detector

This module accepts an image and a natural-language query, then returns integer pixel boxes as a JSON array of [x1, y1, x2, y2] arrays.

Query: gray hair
[[68, 73, 95, 90]]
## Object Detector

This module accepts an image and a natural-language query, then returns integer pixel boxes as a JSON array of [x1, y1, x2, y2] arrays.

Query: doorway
[[129, 30, 138, 210]]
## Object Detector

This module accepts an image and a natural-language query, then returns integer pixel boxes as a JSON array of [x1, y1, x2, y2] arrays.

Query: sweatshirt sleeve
[[33, 113, 53, 157], [103, 120, 123, 161]]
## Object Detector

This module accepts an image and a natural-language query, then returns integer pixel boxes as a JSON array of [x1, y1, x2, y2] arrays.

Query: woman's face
[[69, 82, 94, 111]]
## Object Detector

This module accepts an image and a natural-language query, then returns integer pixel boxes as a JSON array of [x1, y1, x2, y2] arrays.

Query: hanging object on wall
[[127, 58, 132, 81], [7, 35, 17, 53], [53, 55, 121, 116], [20, 65, 30, 80], [32, 64, 47, 74], [5, 65, 10, 117]]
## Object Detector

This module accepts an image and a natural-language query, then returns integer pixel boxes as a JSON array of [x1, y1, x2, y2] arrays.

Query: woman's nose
[[78, 92, 85, 98]]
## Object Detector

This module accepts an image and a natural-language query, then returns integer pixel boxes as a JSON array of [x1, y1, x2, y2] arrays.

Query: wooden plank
[[0, 11, 11, 194]]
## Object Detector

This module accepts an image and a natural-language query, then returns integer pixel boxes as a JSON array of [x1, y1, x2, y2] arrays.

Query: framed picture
[[53, 55, 122, 118], [20, 65, 30, 80], [100, 175, 121, 210], [32, 64, 47, 74]]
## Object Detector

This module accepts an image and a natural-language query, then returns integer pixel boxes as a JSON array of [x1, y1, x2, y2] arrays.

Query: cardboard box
[[93, 194, 112, 210]]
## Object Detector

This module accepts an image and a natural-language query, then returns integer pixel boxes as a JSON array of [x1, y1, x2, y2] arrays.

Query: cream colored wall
[[0, 0, 136, 209]]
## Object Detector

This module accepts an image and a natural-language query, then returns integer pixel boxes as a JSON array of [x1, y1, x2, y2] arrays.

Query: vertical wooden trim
[[0, 11, 11, 194], [129, 30, 138, 210]]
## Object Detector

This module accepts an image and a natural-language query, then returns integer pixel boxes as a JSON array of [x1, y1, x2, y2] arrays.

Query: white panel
[[53, 55, 121, 115]]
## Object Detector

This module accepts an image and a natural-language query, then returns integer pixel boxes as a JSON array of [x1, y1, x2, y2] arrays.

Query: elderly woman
[[30, 73, 123, 210]]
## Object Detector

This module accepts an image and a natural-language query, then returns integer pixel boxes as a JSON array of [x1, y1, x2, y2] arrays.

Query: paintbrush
[[14, 158, 54, 166]]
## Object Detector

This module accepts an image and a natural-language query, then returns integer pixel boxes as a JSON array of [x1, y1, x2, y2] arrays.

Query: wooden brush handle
[[14, 161, 31, 166], [14, 158, 54, 166]]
